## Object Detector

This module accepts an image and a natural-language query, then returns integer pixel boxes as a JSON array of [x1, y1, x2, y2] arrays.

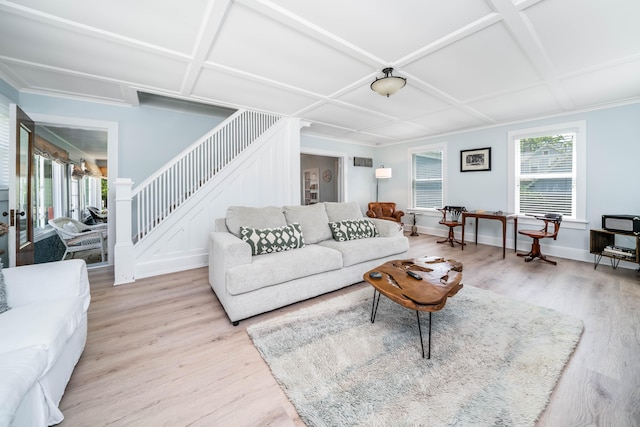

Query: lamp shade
[[371, 68, 406, 97], [375, 167, 392, 179]]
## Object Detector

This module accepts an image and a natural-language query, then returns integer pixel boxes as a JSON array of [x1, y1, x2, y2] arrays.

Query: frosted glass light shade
[[375, 167, 392, 179], [371, 68, 406, 97]]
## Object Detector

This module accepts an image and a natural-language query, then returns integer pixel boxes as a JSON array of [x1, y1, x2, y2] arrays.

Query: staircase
[[132, 109, 281, 243], [113, 109, 304, 285]]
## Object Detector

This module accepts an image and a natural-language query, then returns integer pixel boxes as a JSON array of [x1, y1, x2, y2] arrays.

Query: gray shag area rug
[[247, 285, 584, 427]]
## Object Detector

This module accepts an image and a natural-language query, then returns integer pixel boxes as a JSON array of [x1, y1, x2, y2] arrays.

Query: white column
[[113, 178, 135, 285]]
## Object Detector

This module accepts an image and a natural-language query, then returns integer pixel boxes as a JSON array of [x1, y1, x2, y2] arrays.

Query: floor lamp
[[375, 166, 392, 202]]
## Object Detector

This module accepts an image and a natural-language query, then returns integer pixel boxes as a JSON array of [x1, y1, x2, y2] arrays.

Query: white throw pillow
[[62, 222, 78, 234]]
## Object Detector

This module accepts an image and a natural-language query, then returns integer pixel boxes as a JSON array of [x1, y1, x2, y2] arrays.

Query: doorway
[[300, 148, 348, 204], [11, 112, 118, 268]]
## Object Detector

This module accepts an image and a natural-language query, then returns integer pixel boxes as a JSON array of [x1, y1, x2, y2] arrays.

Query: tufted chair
[[366, 202, 404, 224]]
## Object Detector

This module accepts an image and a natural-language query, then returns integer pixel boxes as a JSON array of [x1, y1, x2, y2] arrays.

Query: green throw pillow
[[0, 260, 10, 314], [329, 219, 379, 241], [240, 223, 305, 255]]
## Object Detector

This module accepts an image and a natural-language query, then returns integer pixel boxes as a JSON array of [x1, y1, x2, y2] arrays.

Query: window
[[508, 121, 586, 222], [0, 104, 9, 189], [409, 144, 446, 209], [33, 155, 70, 229]]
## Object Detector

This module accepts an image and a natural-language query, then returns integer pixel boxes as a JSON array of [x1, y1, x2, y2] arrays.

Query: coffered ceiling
[[1, 0, 639, 146]]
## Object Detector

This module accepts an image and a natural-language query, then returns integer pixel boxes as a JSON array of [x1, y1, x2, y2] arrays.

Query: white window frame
[[407, 143, 447, 212], [508, 121, 587, 229]]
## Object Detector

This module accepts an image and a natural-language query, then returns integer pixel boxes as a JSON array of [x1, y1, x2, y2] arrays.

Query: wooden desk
[[461, 211, 518, 258]]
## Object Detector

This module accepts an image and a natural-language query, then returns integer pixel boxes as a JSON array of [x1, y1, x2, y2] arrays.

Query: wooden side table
[[461, 211, 518, 258], [363, 257, 463, 358]]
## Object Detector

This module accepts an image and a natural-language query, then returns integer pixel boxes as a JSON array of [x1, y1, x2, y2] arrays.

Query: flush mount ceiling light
[[370, 67, 406, 97]]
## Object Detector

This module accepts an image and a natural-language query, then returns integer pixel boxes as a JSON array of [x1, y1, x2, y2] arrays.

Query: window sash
[[412, 150, 443, 209], [514, 133, 577, 218]]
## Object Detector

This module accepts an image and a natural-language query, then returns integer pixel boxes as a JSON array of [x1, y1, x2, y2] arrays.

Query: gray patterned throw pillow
[[329, 219, 379, 241], [240, 223, 305, 255]]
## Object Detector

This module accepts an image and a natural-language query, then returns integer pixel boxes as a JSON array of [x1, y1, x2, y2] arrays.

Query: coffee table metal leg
[[371, 290, 381, 323], [416, 311, 432, 359]]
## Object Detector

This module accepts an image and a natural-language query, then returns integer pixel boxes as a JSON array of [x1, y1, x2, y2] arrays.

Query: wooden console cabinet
[[589, 228, 639, 270]]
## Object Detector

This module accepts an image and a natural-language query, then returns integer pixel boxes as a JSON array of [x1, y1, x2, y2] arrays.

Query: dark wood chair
[[366, 202, 404, 224], [517, 213, 562, 265], [437, 206, 466, 247]]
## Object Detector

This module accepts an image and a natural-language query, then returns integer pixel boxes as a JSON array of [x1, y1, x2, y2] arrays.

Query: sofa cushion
[[325, 201, 363, 222], [318, 236, 410, 267], [0, 346, 48, 427], [0, 298, 86, 371], [329, 219, 379, 241], [226, 245, 343, 295], [225, 206, 286, 238], [240, 223, 305, 255], [283, 204, 332, 244]]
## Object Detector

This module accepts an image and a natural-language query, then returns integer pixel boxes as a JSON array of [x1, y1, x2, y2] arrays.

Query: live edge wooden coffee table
[[363, 256, 463, 359]]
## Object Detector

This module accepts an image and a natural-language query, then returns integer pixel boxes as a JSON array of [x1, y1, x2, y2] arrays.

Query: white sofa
[[209, 201, 409, 324], [0, 259, 90, 427]]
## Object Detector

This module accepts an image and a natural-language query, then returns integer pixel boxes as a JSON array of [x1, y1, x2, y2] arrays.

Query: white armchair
[[49, 217, 108, 262]]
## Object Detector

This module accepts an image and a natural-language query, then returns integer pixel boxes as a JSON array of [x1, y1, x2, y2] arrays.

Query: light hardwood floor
[[59, 233, 640, 426]]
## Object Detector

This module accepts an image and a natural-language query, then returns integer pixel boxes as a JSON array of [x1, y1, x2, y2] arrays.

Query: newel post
[[113, 178, 135, 285]]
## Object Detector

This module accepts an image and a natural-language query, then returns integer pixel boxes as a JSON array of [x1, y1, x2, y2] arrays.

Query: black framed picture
[[460, 147, 491, 172]]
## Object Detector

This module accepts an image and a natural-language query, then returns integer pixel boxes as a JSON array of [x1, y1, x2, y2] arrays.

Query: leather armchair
[[366, 202, 404, 224]]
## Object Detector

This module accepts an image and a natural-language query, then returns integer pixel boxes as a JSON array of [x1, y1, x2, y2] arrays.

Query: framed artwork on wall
[[460, 147, 491, 172]]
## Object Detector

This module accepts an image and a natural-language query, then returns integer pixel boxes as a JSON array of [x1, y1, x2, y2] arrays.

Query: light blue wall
[[19, 93, 227, 186], [374, 102, 640, 262], [0, 79, 19, 103], [9, 76, 640, 264]]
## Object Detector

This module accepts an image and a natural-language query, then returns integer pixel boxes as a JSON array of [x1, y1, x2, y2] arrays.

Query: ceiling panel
[[405, 22, 542, 101], [5, 0, 210, 53], [0, 11, 187, 90], [208, 2, 372, 95], [0, 0, 638, 147], [560, 61, 640, 108], [366, 121, 432, 141], [525, 0, 640, 74], [303, 103, 392, 131], [193, 68, 318, 115], [410, 108, 486, 134], [8, 64, 128, 103], [267, 0, 495, 62], [468, 85, 563, 122]]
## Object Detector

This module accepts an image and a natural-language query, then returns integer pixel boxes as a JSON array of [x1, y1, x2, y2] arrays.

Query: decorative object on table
[[247, 285, 583, 427], [370, 67, 406, 97], [366, 202, 404, 224], [410, 213, 419, 236], [437, 206, 467, 247], [517, 213, 562, 265], [460, 147, 491, 172], [374, 165, 392, 202]]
